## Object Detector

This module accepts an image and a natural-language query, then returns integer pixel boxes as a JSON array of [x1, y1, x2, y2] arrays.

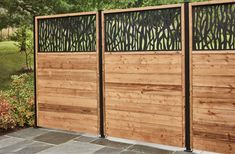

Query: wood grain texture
[[36, 12, 97, 19], [38, 111, 98, 133], [37, 53, 99, 134], [192, 53, 235, 153], [104, 53, 184, 147], [35, 16, 39, 127], [190, 0, 235, 7], [103, 4, 181, 14]]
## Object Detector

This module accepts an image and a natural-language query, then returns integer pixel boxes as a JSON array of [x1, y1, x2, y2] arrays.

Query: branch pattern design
[[104, 8, 181, 52], [193, 3, 235, 50], [38, 15, 96, 52]]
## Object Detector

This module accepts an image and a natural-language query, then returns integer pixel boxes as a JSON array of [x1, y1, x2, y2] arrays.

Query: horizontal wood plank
[[105, 63, 181, 74], [193, 108, 235, 123], [38, 103, 97, 115], [193, 121, 235, 137], [106, 101, 182, 117], [37, 53, 97, 71], [38, 95, 97, 108], [38, 80, 96, 91], [105, 93, 182, 106], [193, 137, 235, 154], [38, 111, 97, 134], [193, 98, 235, 110], [105, 73, 181, 85], [106, 82, 182, 96], [38, 87, 97, 99], [193, 86, 235, 99], [105, 54, 181, 65], [37, 69, 97, 82], [106, 119, 182, 146], [106, 110, 182, 127], [193, 76, 235, 88]]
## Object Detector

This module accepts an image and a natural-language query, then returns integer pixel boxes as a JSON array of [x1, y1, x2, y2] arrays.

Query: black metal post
[[33, 16, 38, 128], [98, 10, 105, 138], [184, 1, 191, 152]]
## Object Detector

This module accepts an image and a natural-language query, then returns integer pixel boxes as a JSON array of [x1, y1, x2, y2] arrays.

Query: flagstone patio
[[0, 127, 213, 154]]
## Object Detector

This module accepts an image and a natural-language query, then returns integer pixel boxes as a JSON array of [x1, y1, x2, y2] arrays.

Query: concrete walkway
[[0, 128, 211, 154]]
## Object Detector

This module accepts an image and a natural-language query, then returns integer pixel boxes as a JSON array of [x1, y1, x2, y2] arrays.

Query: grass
[[0, 41, 25, 90]]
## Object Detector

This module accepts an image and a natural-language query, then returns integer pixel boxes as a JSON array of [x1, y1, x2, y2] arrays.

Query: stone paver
[[34, 131, 78, 145], [0, 135, 9, 141], [37, 140, 104, 154], [93, 147, 123, 154], [120, 150, 144, 154], [127, 144, 174, 154], [0, 140, 33, 153], [0, 136, 25, 149], [74, 136, 98, 143], [91, 138, 133, 149], [15, 141, 53, 154], [174, 151, 197, 154], [49, 129, 83, 136], [0, 128, 212, 154], [7, 128, 49, 140]]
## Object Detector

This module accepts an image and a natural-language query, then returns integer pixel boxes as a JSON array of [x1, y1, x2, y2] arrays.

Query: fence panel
[[102, 4, 185, 147], [35, 12, 100, 134], [190, 1, 235, 153]]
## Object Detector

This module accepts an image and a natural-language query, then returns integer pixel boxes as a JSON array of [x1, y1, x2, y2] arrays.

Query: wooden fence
[[35, 1, 235, 153], [35, 12, 100, 134], [102, 4, 185, 147], [190, 1, 235, 153]]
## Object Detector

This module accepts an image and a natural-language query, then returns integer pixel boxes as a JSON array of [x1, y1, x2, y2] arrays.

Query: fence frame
[[34, 11, 101, 134], [102, 3, 187, 148]]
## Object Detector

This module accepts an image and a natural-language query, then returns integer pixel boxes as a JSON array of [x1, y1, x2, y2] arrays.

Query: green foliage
[[0, 0, 208, 31], [3, 74, 35, 127], [12, 26, 33, 70]]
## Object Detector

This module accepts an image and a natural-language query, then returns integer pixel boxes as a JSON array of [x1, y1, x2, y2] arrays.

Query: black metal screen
[[104, 8, 182, 52], [192, 3, 235, 50], [38, 15, 96, 52]]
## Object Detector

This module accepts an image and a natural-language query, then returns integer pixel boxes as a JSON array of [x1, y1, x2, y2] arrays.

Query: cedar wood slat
[[102, 4, 181, 14], [35, 11, 97, 19], [35, 16, 39, 126], [190, 0, 235, 6]]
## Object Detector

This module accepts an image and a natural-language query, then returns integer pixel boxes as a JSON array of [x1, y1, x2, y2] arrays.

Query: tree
[[0, 0, 206, 67], [12, 26, 33, 70]]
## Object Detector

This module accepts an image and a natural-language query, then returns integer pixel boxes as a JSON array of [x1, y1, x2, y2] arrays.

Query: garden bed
[[0, 73, 34, 134]]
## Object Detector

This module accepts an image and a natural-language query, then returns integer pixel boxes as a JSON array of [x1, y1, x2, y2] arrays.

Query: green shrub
[[11, 26, 33, 70], [0, 92, 16, 130], [6, 73, 34, 127]]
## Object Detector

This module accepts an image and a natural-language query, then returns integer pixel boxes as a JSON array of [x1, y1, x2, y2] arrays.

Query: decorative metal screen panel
[[38, 15, 96, 52], [192, 3, 235, 50], [104, 8, 182, 52]]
